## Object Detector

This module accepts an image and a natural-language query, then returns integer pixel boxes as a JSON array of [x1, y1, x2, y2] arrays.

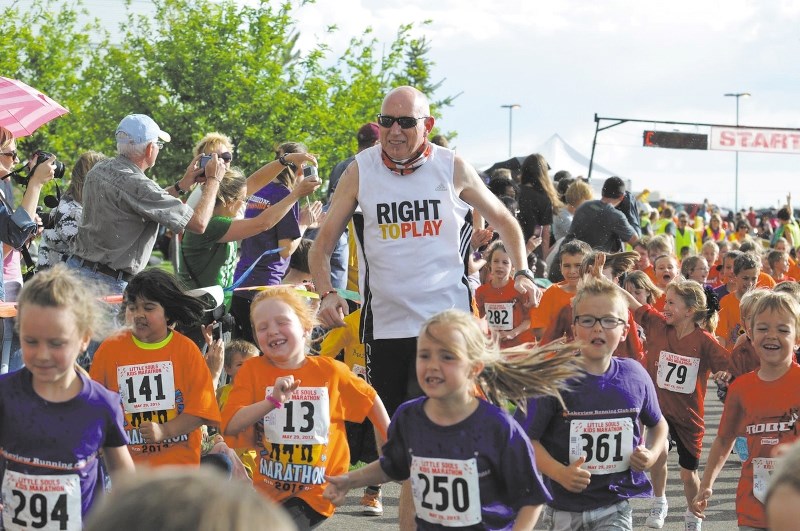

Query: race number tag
[[485, 302, 514, 331], [117, 362, 176, 413], [410, 456, 481, 527], [656, 351, 700, 394], [352, 363, 367, 380], [263, 387, 330, 445], [2, 471, 82, 531], [569, 418, 634, 475], [752, 457, 777, 504]]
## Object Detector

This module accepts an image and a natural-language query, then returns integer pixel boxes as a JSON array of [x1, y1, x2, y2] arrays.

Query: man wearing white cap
[[68, 113, 223, 292]]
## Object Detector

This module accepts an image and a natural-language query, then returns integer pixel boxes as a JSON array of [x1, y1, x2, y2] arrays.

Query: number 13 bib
[[656, 351, 700, 394], [410, 456, 481, 527], [263, 387, 330, 445]]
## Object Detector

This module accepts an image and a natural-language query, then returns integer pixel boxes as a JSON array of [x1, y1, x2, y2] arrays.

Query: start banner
[[710, 127, 800, 154]]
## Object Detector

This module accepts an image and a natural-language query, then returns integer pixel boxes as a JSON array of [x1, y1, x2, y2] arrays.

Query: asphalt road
[[320, 378, 741, 530]]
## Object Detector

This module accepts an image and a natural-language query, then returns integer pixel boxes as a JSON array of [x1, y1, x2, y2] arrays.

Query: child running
[[516, 276, 668, 531], [89, 269, 221, 466], [692, 292, 800, 530], [717, 252, 760, 349], [476, 241, 536, 347], [614, 266, 730, 531], [0, 265, 134, 529], [324, 309, 582, 530], [221, 286, 389, 530]]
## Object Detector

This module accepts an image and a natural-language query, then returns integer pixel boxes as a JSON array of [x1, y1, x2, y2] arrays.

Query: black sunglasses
[[376, 114, 428, 129], [218, 152, 232, 162], [0, 150, 17, 159]]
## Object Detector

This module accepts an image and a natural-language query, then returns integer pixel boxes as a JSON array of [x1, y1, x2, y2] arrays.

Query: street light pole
[[500, 104, 521, 157], [724, 92, 751, 213]]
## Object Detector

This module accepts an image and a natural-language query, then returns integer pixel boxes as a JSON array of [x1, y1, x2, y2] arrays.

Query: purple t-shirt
[[380, 397, 551, 530], [234, 182, 300, 295], [0, 369, 128, 526], [515, 357, 662, 512]]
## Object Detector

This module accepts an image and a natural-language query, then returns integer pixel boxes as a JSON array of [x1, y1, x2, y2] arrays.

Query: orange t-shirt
[[529, 281, 574, 331], [221, 355, 376, 517], [718, 365, 800, 528], [652, 293, 666, 313], [634, 305, 730, 457], [729, 337, 760, 379], [756, 271, 776, 289], [643, 264, 657, 285], [89, 330, 221, 466], [476, 278, 535, 347], [788, 257, 800, 281], [717, 292, 743, 347]]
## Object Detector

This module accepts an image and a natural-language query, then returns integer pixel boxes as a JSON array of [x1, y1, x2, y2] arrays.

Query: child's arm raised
[[531, 440, 591, 493], [224, 376, 300, 435], [324, 460, 393, 507]]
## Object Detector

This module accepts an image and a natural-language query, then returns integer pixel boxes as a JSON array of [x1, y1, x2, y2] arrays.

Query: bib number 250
[[418, 474, 470, 513]]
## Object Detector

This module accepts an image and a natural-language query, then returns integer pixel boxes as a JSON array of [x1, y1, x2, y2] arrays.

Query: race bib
[[263, 387, 330, 445], [569, 418, 634, 475], [485, 302, 513, 331], [656, 351, 700, 394], [352, 363, 367, 380], [410, 456, 481, 527], [752, 457, 777, 504], [117, 362, 176, 413], [2, 471, 82, 531]]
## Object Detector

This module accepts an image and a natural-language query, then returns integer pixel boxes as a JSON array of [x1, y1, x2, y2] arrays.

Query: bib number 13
[[283, 401, 314, 433]]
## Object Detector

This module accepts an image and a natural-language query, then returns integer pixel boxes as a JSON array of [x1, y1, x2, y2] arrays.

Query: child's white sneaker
[[684, 512, 702, 531], [645, 499, 668, 528]]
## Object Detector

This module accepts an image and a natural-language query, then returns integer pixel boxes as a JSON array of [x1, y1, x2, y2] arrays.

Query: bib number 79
[[665, 362, 687, 385], [418, 474, 470, 513]]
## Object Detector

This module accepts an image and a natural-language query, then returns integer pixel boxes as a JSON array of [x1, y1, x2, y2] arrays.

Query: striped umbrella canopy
[[0, 76, 69, 138]]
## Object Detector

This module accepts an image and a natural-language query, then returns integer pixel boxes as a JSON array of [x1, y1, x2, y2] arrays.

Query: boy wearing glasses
[[516, 276, 667, 531]]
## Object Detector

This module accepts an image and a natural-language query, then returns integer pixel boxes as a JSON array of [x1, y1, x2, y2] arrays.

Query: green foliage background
[[2, 0, 454, 198]]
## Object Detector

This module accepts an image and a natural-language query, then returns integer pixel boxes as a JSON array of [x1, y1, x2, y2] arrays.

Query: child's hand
[[589, 253, 606, 279], [323, 474, 351, 506], [557, 456, 591, 493], [272, 375, 301, 404], [690, 487, 712, 519], [140, 421, 165, 444], [711, 370, 731, 385], [629, 444, 657, 472]]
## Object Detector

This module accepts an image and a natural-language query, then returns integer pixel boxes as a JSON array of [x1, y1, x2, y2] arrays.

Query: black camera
[[13, 151, 66, 186]]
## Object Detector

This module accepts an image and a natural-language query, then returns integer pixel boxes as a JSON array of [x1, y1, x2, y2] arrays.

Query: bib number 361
[[2, 471, 82, 531], [410, 456, 481, 527]]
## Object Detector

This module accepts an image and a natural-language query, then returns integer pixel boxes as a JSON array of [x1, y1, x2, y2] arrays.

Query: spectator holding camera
[[0, 125, 57, 301], [69, 114, 223, 293]]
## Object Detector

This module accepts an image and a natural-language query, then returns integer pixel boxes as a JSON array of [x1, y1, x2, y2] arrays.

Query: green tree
[[5, 0, 454, 196]]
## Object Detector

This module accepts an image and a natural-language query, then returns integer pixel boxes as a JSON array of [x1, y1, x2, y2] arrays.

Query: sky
[[16, 0, 800, 209]]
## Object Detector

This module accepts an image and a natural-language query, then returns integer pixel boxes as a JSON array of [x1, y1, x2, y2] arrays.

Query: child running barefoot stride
[[692, 292, 800, 530], [0, 265, 134, 529], [90, 269, 221, 466], [221, 286, 390, 530], [324, 309, 582, 530], [516, 276, 668, 531]]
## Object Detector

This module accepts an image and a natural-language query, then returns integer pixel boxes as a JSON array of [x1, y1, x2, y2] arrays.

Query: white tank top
[[354, 144, 472, 341]]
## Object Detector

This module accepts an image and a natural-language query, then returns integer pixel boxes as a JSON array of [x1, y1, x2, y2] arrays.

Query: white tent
[[533, 133, 618, 180]]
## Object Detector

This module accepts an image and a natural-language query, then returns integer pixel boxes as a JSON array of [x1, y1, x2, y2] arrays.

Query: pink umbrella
[[0, 76, 69, 138]]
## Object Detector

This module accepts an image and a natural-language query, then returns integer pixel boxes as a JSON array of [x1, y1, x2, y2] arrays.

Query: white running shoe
[[684, 512, 702, 531], [646, 500, 668, 528]]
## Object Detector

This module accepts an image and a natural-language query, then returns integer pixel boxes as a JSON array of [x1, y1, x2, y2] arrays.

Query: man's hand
[[514, 276, 542, 307], [317, 292, 348, 328]]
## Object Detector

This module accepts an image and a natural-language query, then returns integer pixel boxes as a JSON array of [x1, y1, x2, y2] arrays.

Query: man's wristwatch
[[514, 268, 536, 282], [174, 180, 188, 196]]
